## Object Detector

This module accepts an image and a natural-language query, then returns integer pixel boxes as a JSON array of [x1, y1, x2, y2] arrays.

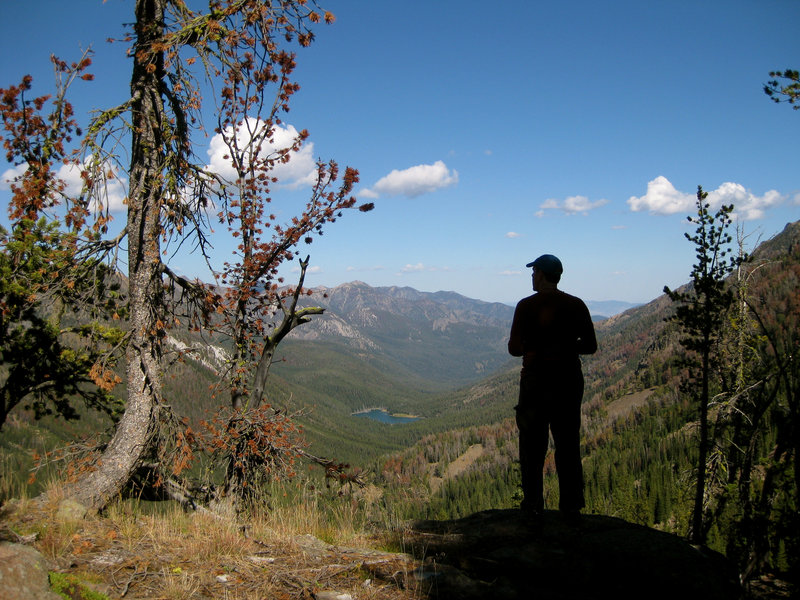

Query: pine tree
[[664, 186, 741, 544]]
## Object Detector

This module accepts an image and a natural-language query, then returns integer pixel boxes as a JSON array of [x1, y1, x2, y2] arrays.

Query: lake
[[353, 409, 420, 425]]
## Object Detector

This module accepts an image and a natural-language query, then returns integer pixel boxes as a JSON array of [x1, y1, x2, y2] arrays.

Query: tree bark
[[690, 345, 710, 544], [59, 0, 166, 510]]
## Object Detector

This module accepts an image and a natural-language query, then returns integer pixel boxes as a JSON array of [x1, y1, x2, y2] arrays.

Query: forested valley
[[3, 219, 799, 593]]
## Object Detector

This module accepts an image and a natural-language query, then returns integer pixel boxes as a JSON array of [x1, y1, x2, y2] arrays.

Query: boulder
[[0, 542, 62, 600], [55, 498, 88, 522], [405, 509, 742, 600]]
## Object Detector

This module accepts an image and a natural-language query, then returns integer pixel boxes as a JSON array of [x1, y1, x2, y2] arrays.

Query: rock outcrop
[[0, 542, 62, 600], [404, 509, 742, 600]]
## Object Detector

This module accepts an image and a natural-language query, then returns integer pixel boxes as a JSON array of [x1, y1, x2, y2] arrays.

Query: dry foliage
[[1, 493, 427, 600]]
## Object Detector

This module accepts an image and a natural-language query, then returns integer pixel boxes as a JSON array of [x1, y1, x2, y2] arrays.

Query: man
[[508, 254, 597, 522]]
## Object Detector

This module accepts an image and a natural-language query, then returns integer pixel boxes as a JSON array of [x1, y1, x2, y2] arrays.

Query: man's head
[[526, 254, 563, 285]]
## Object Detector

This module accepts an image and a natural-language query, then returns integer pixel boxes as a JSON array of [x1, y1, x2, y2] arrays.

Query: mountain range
[[584, 299, 642, 318], [14, 221, 796, 466], [288, 281, 515, 387], [5, 220, 799, 488], [281, 282, 638, 389], [3, 219, 797, 593]]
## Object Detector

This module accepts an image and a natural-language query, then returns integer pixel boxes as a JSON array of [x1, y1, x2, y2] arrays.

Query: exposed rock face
[[404, 509, 742, 600], [288, 281, 516, 385], [0, 542, 62, 600]]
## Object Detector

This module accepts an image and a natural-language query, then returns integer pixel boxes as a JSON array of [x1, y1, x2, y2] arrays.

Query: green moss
[[49, 572, 110, 600]]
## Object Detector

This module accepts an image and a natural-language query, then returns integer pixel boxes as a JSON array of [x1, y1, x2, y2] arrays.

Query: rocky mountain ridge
[[285, 281, 517, 386]]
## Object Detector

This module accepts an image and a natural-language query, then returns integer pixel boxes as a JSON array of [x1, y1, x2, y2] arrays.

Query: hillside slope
[[288, 281, 515, 387], [4, 222, 799, 498], [368, 219, 800, 590]]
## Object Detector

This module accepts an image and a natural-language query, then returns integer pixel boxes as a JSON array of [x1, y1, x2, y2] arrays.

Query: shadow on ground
[[404, 508, 742, 600]]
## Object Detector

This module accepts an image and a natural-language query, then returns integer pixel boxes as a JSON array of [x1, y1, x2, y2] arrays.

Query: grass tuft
[[49, 572, 110, 600], [1, 480, 424, 600]]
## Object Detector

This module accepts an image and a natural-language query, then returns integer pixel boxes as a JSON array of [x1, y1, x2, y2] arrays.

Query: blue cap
[[526, 254, 563, 277]]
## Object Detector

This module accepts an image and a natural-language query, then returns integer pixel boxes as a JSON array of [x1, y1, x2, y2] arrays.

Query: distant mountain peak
[[290, 281, 515, 386]]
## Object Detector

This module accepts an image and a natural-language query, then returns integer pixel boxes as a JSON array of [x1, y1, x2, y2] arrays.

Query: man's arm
[[508, 302, 524, 357], [576, 301, 597, 355]]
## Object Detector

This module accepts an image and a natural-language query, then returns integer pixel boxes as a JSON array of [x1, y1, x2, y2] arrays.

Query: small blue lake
[[353, 409, 420, 425]]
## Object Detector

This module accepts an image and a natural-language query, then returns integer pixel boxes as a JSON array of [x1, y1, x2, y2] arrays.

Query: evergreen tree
[[0, 63, 126, 432], [664, 186, 741, 544], [764, 68, 800, 110]]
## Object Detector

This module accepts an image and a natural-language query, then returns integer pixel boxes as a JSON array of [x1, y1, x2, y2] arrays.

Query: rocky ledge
[[403, 508, 742, 600]]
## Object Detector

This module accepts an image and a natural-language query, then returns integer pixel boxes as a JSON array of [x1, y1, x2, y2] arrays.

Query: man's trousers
[[515, 370, 585, 513]]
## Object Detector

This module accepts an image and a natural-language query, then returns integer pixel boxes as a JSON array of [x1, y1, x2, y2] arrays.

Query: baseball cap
[[526, 254, 563, 277]]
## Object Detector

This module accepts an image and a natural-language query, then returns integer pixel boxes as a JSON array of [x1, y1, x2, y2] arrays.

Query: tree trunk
[[59, 0, 166, 510], [691, 345, 710, 544]]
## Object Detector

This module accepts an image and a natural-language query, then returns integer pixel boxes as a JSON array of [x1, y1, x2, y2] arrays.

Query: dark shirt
[[508, 289, 597, 375]]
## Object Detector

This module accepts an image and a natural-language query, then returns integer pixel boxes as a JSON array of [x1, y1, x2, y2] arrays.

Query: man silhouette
[[508, 254, 597, 522]]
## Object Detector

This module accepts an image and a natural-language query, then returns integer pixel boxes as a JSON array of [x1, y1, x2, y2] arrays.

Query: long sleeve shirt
[[508, 289, 597, 375]]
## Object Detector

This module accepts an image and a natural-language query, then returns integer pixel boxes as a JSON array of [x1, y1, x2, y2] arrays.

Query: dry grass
[[604, 387, 657, 422], [1, 482, 427, 600]]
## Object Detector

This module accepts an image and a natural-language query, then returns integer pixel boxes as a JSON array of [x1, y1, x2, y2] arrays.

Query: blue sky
[[1, 0, 799, 305]]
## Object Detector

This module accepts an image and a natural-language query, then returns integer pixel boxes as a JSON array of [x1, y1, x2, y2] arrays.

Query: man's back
[[508, 289, 597, 372]]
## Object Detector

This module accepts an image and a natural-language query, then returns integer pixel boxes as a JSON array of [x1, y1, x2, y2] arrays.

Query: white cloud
[[0, 164, 26, 189], [500, 270, 522, 276], [292, 264, 322, 273], [564, 195, 609, 214], [358, 188, 379, 199], [707, 182, 782, 221], [206, 119, 317, 189], [628, 176, 785, 221], [364, 160, 458, 198], [58, 161, 128, 212], [506, 231, 521, 238], [537, 195, 608, 216], [2, 161, 127, 212], [540, 199, 560, 210], [401, 263, 427, 273], [396, 263, 452, 275], [627, 176, 692, 215]]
